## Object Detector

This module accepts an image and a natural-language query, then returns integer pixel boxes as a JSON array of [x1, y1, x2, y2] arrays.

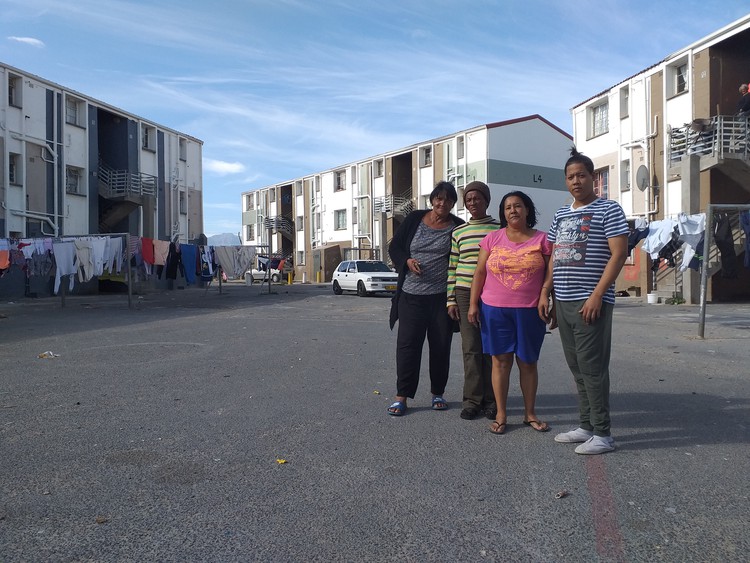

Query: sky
[[2, 0, 750, 237]]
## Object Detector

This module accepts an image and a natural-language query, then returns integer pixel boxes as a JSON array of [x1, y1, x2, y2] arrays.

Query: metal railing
[[669, 115, 750, 166], [374, 189, 413, 217], [98, 160, 157, 198], [264, 214, 294, 236]]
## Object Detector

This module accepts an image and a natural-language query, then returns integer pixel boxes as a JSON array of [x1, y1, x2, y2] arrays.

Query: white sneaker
[[574, 435, 615, 455], [554, 427, 593, 443]]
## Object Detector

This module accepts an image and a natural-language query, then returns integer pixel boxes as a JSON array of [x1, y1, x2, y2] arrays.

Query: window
[[352, 206, 358, 224], [297, 250, 305, 265], [9, 153, 21, 185], [65, 96, 84, 126], [65, 166, 84, 195], [619, 86, 629, 118], [374, 159, 384, 178], [621, 160, 631, 192], [8, 74, 21, 107], [246, 195, 254, 211], [419, 146, 432, 167], [334, 170, 346, 191], [667, 59, 689, 97], [296, 215, 304, 231], [295, 181, 303, 196], [334, 209, 347, 230], [350, 166, 356, 184], [456, 188, 465, 211], [269, 189, 276, 203], [593, 168, 609, 199], [179, 191, 187, 214], [315, 175, 321, 192], [179, 138, 187, 161], [337, 261, 349, 272], [142, 125, 155, 150], [589, 101, 609, 138], [675, 64, 688, 94], [246, 224, 255, 240], [457, 137, 465, 159]]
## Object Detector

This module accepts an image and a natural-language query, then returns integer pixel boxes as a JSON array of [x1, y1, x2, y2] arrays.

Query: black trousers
[[396, 292, 454, 398]]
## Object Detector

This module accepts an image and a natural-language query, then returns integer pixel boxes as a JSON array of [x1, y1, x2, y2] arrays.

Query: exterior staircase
[[97, 160, 157, 233]]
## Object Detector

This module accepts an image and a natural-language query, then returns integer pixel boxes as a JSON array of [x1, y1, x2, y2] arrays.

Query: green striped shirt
[[447, 215, 501, 306]]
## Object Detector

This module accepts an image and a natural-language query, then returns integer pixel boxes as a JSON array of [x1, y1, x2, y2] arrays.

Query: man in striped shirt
[[542, 148, 629, 455], [447, 181, 501, 420]]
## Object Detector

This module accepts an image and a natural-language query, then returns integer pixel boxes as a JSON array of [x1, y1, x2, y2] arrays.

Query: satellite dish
[[635, 165, 649, 192]]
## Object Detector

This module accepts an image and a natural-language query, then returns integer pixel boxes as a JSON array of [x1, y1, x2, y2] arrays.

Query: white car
[[332, 260, 398, 297], [246, 256, 294, 283]]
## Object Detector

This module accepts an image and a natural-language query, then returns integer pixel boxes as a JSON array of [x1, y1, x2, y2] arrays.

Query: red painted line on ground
[[586, 456, 625, 562]]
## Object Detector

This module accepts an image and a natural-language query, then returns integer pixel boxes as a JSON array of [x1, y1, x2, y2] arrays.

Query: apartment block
[[571, 15, 750, 303], [241, 115, 573, 283], [1, 63, 203, 243]]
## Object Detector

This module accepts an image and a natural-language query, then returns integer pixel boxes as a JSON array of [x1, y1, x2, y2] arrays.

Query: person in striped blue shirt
[[541, 148, 629, 455]]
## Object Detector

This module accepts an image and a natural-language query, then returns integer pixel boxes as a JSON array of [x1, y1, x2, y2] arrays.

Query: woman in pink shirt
[[468, 191, 554, 434]]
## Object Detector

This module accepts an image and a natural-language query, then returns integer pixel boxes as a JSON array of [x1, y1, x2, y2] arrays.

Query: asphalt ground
[[0, 283, 748, 562]]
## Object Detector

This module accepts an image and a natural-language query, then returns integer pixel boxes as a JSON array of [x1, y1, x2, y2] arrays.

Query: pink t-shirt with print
[[478, 228, 552, 308]]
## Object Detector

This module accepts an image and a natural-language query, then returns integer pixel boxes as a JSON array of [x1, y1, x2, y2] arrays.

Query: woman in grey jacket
[[387, 181, 464, 416]]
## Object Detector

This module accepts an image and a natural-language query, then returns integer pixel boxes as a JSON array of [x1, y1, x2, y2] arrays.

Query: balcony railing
[[374, 189, 413, 217], [264, 214, 294, 236], [669, 115, 750, 166], [98, 160, 157, 198]]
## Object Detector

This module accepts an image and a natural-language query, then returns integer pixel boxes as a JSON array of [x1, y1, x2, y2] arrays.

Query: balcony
[[373, 189, 413, 218], [98, 160, 157, 199], [668, 116, 750, 188], [264, 214, 294, 238]]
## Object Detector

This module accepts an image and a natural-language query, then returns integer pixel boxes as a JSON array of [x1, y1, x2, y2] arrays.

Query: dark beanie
[[463, 181, 491, 204]]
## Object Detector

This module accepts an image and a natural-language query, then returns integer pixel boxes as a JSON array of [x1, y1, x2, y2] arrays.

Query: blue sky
[[2, 0, 749, 237]]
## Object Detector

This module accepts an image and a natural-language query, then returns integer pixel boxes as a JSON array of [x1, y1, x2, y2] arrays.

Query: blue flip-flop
[[387, 401, 406, 416], [432, 396, 448, 410]]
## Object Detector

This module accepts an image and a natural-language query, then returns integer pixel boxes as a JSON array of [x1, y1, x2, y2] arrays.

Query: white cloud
[[205, 202, 240, 210], [8, 36, 45, 48], [203, 158, 246, 175]]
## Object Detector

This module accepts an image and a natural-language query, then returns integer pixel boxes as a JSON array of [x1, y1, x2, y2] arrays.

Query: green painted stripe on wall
[[487, 160, 567, 192]]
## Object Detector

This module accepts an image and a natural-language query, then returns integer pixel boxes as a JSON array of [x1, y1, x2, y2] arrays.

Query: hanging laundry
[[642, 218, 678, 258], [740, 210, 750, 268], [141, 237, 155, 265], [628, 224, 650, 252], [213, 246, 236, 277], [180, 244, 198, 285], [677, 212, 706, 272], [200, 246, 214, 281], [153, 239, 170, 266], [714, 213, 738, 278], [0, 239, 10, 270], [74, 238, 96, 282], [52, 241, 77, 294], [236, 246, 256, 279], [91, 237, 108, 276], [164, 242, 182, 280], [106, 236, 124, 273]]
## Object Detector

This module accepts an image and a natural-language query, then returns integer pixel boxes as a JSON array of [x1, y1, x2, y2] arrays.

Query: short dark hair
[[429, 180, 458, 204], [564, 146, 594, 175], [498, 190, 538, 228]]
